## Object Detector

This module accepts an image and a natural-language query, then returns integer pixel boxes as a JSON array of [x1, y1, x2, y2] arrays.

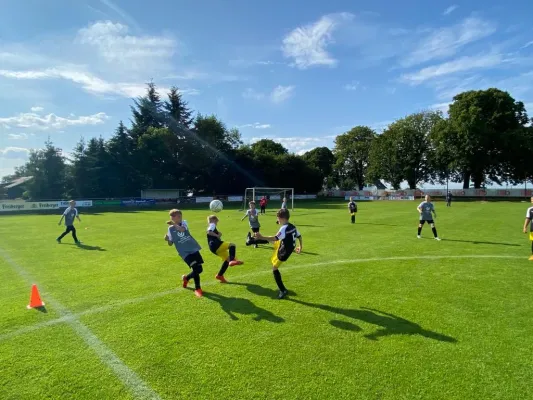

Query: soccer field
[[1, 201, 532, 400]]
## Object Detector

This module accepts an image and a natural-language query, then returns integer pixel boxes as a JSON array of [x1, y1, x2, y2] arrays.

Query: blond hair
[[167, 209, 182, 225]]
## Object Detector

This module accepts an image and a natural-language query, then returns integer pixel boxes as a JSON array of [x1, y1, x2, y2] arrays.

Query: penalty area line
[[0, 253, 525, 345]]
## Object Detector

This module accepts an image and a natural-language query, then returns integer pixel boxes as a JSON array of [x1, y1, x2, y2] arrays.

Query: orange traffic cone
[[27, 284, 45, 309]]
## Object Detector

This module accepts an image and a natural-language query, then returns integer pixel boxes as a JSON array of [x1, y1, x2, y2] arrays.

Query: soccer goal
[[241, 187, 294, 211]]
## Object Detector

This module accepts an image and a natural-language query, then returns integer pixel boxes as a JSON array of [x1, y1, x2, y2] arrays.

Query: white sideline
[[0, 248, 162, 400], [0, 253, 524, 346]]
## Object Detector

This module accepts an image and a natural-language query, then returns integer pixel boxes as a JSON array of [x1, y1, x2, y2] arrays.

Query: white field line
[[0, 254, 525, 345], [0, 248, 162, 400]]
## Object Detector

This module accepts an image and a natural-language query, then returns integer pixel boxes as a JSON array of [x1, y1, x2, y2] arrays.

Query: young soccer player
[[242, 201, 268, 248], [164, 209, 204, 297], [281, 197, 287, 209], [255, 208, 302, 299], [207, 215, 244, 283], [348, 197, 358, 224], [417, 195, 441, 240], [446, 191, 453, 207], [57, 200, 81, 245], [522, 196, 533, 260], [260, 196, 267, 214]]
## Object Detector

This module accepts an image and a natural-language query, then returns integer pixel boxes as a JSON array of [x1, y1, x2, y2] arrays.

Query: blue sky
[[1, 0, 533, 185]]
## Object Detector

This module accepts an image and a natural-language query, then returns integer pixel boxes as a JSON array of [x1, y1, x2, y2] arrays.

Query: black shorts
[[183, 252, 204, 268], [251, 227, 260, 233], [420, 220, 434, 225]]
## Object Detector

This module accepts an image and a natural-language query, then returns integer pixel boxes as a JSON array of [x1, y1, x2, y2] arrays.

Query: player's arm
[[165, 227, 174, 245], [207, 224, 221, 238], [241, 211, 249, 221], [432, 206, 437, 219], [524, 218, 531, 233], [58, 210, 66, 225], [296, 232, 303, 253], [75, 209, 81, 222]]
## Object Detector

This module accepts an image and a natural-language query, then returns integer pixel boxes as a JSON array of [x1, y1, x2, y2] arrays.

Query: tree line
[[2, 84, 532, 200]]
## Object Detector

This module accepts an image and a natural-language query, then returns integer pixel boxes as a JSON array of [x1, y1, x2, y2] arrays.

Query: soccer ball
[[210, 199, 223, 213]]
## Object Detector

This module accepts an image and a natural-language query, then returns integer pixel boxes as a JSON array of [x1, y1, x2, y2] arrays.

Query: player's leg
[[57, 225, 71, 242], [351, 212, 356, 224], [529, 234, 533, 260], [430, 221, 440, 240], [417, 220, 425, 238], [228, 243, 243, 266], [270, 243, 288, 298], [216, 260, 230, 282], [71, 226, 80, 244]]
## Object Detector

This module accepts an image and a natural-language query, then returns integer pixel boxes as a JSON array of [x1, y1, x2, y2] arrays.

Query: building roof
[[4, 176, 33, 189]]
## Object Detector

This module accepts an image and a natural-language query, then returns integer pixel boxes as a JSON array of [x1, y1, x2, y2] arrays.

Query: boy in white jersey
[[417, 195, 440, 240], [207, 215, 244, 283], [57, 200, 81, 245], [255, 208, 302, 299], [522, 197, 533, 260], [165, 209, 204, 297]]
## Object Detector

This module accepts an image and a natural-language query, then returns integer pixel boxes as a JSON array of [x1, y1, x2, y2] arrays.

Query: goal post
[[241, 187, 294, 211]]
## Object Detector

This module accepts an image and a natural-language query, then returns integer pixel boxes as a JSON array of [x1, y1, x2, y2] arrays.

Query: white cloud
[[237, 123, 271, 129], [281, 13, 352, 69], [250, 136, 328, 153], [30, 106, 44, 112], [242, 88, 265, 101], [0, 112, 109, 130], [0, 67, 199, 98], [401, 53, 503, 84], [344, 81, 359, 91], [0, 147, 30, 159], [521, 41, 533, 49], [270, 85, 295, 103], [402, 17, 496, 67], [443, 5, 458, 16], [428, 102, 452, 114], [7, 133, 31, 140], [77, 21, 175, 72], [98, 0, 141, 31]]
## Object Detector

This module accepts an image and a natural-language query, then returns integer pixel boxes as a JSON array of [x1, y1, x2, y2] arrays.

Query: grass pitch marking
[[0, 253, 525, 346], [0, 248, 162, 400]]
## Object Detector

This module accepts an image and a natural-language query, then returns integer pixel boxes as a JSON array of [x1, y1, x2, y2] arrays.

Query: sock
[[273, 269, 287, 292], [432, 227, 438, 238], [256, 239, 269, 245], [72, 228, 79, 242], [188, 264, 203, 289], [417, 227, 422, 235], [218, 261, 229, 277], [229, 245, 236, 261], [351, 215, 355, 223]]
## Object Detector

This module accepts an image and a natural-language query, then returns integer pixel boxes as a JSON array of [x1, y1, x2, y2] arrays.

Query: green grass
[[1, 200, 533, 400]]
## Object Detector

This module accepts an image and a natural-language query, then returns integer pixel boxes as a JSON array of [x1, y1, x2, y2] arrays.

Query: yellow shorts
[[271, 241, 284, 268], [530, 232, 533, 241], [215, 242, 230, 261]]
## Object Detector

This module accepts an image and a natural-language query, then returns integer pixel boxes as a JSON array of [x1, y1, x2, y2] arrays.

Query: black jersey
[[348, 201, 357, 212], [274, 223, 301, 261], [207, 223, 223, 253]]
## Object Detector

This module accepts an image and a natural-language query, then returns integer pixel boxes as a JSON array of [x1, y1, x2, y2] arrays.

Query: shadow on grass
[[64, 243, 106, 251], [234, 282, 456, 342], [32, 305, 48, 313], [291, 300, 457, 343], [228, 282, 298, 299], [440, 238, 520, 247], [200, 289, 284, 323]]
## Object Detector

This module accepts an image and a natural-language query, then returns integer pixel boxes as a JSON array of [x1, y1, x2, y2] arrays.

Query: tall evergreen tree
[[107, 121, 138, 196], [129, 82, 164, 140]]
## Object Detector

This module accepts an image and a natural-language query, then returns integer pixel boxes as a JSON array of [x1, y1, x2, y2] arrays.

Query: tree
[[301, 147, 335, 188], [333, 126, 376, 190], [107, 121, 138, 197], [367, 132, 403, 189], [446, 88, 530, 188], [250, 139, 288, 157], [164, 86, 194, 129], [24, 139, 67, 200], [129, 82, 164, 140]]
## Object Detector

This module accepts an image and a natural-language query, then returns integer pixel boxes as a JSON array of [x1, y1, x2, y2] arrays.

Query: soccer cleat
[[254, 244, 258, 248], [56, 239, 61, 244], [435, 237, 441, 241], [181, 275, 189, 288], [277, 290, 288, 299], [194, 289, 203, 297], [215, 275, 228, 283], [229, 260, 244, 267], [76, 241, 82, 246], [417, 235, 421, 239]]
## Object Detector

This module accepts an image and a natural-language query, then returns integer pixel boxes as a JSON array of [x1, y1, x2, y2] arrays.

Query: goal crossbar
[[242, 187, 294, 211]]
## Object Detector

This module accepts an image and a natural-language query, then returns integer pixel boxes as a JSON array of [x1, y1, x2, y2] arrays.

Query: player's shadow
[[201, 290, 285, 323], [228, 282, 298, 299], [288, 299, 457, 343], [66, 243, 106, 251], [440, 238, 520, 247]]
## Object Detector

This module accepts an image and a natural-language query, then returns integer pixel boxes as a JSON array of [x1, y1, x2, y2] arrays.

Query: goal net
[[241, 187, 294, 211]]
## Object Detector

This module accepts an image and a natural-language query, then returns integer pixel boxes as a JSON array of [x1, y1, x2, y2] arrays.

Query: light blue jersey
[[418, 201, 435, 221], [167, 221, 202, 259]]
